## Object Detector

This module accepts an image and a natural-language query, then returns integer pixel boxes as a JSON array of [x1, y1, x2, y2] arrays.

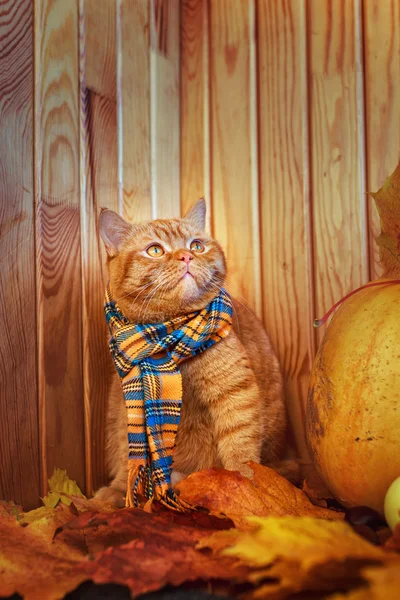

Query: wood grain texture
[[257, 0, 312, 458], [119, 0, 152, 223], [363, 0, 400, 280], [308, 0, 369, 343], [35, 0, 85, 493], [84, 0, 116, 99], [151, 0, 180, 218], [209, 0, 261, 316], [0, 0, 39, 509], [180, 0, 210, 229], [80, 0, 118, 495]]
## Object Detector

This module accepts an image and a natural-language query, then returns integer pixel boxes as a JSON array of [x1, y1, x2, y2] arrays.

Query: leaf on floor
[[1, 464, 400, 600], [199, 515, 400, 599], [41, 468, 85, 508], [176, 461, 343, 527]]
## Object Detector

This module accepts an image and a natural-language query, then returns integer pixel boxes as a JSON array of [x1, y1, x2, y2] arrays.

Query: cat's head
[[99, 199, 227, 322]]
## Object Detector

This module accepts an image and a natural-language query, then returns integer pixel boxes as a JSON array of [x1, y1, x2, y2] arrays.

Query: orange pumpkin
[[307, 278, 400, 513]]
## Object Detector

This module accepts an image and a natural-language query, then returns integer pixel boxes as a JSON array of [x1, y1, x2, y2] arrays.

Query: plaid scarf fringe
[[105, 284, 233, 512]]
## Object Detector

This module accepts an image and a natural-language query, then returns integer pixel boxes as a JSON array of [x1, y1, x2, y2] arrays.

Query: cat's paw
[[237, 463, 254, 480], [171, 470, 187, 487], [94, 485, 126, 508]]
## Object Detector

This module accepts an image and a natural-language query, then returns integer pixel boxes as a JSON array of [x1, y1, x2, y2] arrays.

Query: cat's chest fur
[[173, 330, 257, 472], [179, 330, 252, 404]]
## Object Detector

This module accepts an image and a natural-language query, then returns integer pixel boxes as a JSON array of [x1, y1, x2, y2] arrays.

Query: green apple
[[384, 476, 400, 531]]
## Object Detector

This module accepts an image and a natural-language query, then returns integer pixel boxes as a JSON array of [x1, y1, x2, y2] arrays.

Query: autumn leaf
[[0, 504, 251, 600], [202, 516, 383, 566], [370, 162, 400, 276], [1, 466, 398, 600], [69, 508, 251, 597], [0, 504, 88, 600], [69, 494, 117, 514], [10, 468, 89, 539], [41, 468, 85, 508], [176, 462, 343, 527], [0, 500, 23, 520], [330, 563, 400, 600], [200, 516, 400, 598], [302, 465, 335, 508]]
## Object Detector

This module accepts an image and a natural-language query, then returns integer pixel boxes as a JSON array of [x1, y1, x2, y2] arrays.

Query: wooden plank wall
[[180, 0, 400, 456], [0, 0, 39, 509], [0, 0, 399, 507], [0, 0, 179, 508]]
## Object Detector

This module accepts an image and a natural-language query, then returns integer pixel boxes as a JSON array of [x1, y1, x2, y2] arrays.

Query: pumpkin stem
[[314, 279, 400, 328]]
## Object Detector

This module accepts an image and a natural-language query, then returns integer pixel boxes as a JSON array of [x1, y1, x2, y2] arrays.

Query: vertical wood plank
[[209, 0, 261, 316], [180, 0, 210, 229], [85, 0, 116, 100], [309, 0, 369, 344], [80, 0, 118, 495], [0, 0, 39, 509], [258, 0, 312, 458], [151, 0, 180, 218], [119, 0, 152, 223], [364, 0, 400, 279], [35, 0, 85, 493]]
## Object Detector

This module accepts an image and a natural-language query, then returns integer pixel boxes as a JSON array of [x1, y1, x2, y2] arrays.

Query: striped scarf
[[104, 285, 233, 511]]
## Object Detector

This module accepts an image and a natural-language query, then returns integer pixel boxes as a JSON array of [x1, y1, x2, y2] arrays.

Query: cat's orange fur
[[95, 200, 287, 506]]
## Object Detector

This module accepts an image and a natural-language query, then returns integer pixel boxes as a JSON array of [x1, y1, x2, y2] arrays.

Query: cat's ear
[[99, 209, 132, 256], [183, 198, 206, 231]]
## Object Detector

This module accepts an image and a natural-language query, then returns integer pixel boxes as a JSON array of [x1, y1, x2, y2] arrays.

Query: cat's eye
[[190, 240, 205, 253], [146, 244, 164, 257]]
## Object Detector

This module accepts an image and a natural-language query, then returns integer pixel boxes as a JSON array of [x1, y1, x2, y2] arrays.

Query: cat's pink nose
[[177, 251, 193, 264]]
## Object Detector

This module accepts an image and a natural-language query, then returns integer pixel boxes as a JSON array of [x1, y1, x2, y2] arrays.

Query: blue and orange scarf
[[104, 285, 233, 511]]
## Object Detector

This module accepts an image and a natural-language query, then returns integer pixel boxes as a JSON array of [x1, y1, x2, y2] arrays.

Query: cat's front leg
[[170, 469, 187, 487], [209, 369, 263, 478], [94, 465, 127, 508]]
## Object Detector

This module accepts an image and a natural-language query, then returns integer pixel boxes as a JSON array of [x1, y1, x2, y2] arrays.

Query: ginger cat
[[96, 199, 287, 506]]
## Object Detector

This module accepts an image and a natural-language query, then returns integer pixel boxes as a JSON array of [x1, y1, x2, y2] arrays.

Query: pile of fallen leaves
[[1, 464, 399, 599]]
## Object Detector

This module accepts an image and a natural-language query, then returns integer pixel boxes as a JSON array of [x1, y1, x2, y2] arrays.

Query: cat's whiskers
[[155, 278, 171, 315], [114, 282, 153, 305], [127, 282, 156, 310], [133, 265, 186, 323], [137, 278, 170, 323]]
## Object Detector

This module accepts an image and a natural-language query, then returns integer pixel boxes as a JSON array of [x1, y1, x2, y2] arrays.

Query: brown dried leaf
[[57, 506, 233, 555], [176, 462, 343, 527], [0, 504, 251, 600], [84, 510, 250, 596], [302, 466, 334, 508]]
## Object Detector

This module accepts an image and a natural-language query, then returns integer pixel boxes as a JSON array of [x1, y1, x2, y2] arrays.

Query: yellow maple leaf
[[41, 468, 85, 508], [200, 516, 400, 598], [201, 516, 383, 567]]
